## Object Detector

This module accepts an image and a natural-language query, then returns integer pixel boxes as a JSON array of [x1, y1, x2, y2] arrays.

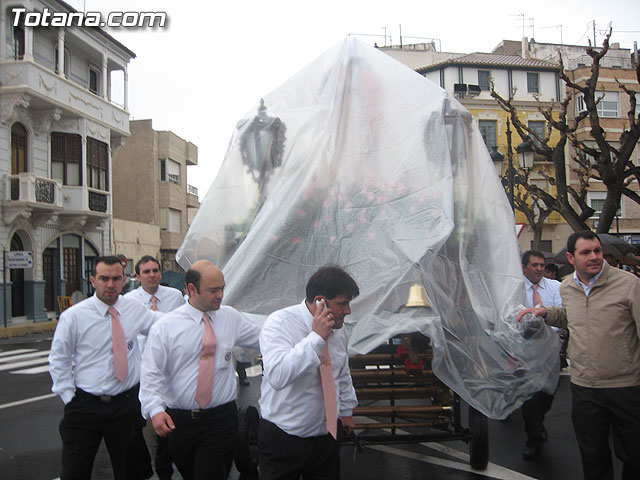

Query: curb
[[0, 320, 58, 339]]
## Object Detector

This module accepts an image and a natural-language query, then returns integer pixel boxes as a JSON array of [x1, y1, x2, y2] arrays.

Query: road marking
[[370, 445, 537, 480], [0, 350, 50, 363], [0, 393, 57, 410], [0, 357, 49, 372], [12, 364, 51, 375], [0, 348, 36, 357]]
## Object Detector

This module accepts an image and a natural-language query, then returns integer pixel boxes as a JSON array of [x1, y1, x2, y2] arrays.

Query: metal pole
[[506, 119, 515, 210], [3, 249, 7, 328]]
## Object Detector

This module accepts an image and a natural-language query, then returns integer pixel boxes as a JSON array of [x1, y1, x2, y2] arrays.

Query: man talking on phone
[[258, 265, 360, 480]]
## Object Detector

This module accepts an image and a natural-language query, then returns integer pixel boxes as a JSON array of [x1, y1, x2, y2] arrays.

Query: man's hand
[[341, 416, 355, 435], [152, 411, 175, 437], [516, 306, 547, 323], [312, 299, 335, 340]]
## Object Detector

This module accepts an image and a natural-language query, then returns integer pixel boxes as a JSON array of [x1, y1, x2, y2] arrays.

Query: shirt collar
[[184, 301, 215, 323], [300, 299, 314, 329], [93, 294, 124, 317], [524, 277, 544, 290], [139, 286, 159, 301]]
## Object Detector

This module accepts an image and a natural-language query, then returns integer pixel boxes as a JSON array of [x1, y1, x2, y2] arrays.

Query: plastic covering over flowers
[[177, 38, 560, 419]]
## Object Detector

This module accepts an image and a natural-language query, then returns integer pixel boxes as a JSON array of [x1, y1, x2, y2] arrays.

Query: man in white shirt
[[259, 265, 359, 480], [139, 260, 260, 480], [520, 250, 562, 460], [125, 255, 184, 480], [49, 256, 161, 479], [126, 255, 185, 315]]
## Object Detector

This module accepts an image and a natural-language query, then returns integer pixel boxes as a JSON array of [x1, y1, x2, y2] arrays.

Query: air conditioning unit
[[454, 84, 467, 97], [467, 85, 481, 97]]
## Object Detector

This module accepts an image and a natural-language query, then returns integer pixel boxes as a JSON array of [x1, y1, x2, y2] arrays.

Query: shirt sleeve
[[260, 312, 325, 391], [232, 309, 261, 349], [138, 306, 163, 336], [139, 322, 168, 420], [48, 313, 77, 404], [544, 306, 568, 329]]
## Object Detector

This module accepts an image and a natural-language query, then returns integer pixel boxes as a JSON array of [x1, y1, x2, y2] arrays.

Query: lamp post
[[490, 119, 535, 211]]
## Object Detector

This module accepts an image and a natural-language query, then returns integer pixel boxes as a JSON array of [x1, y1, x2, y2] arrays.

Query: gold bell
[[405, 283, 431, 308]]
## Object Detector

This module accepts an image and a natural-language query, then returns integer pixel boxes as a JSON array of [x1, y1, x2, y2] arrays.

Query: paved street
[[0, 332, 621, 480]]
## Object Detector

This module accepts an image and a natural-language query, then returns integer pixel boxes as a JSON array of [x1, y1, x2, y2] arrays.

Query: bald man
[[139, 261, 260, 480]]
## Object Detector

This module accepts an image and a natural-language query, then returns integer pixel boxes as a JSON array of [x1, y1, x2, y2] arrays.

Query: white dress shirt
[[126, 285, 186, 351], [573, 263, 605, 296], [259, 301, 358, 438], [125, 284, 185, 313], [139, 302, 261, 420], [49, 295, 161, 404], [523, 276, 563, 308]]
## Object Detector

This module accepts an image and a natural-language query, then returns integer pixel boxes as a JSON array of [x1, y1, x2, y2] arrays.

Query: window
[[89, 67, 100, 95], [13, 25, 25, 60], [577, 92, 618, 118], [86, 138, 109, 191], [51, 133, 82, 185], [596, 91, 618, 118], [528, 121, 545, 148], [54, 47, 70, 76], [478, 70, 491, 91], [588, 191, 621, 217], [160, 208, 181, 232], [636, 93, 640, 116], [11, 123, 28, 174], [478, 120, 497, 149], [527, 72, 539, 94], [159, 158, 180, 185]]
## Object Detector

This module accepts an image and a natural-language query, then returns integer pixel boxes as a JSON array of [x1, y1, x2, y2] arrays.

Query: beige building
[[112, 119, 199, 274], [382, 38, 640, 253]]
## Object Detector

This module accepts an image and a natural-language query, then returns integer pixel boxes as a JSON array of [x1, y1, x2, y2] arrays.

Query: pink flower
[[292, 237, 303, 244], [346, 223, 354, 232], [297, 209, 307, 218]]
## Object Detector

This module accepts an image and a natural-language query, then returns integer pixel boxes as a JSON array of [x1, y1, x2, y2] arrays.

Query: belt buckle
[[99, 395, 112, 403], [190, 409, 201, 420]]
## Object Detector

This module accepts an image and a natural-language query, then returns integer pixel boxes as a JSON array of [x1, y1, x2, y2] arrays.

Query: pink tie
[[108, 306, 128, 383], [319, 343, 338, 440], [532, 284, 543, 307], [195, 313, 217, 408], [150, 296, 158, 311]]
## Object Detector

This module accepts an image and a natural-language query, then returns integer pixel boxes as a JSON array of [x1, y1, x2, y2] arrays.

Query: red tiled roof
[[417, 53, 558, 73]]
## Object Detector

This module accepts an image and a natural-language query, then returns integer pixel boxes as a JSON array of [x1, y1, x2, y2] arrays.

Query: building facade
[[0, 0, 134, 323], [111, 119, 199, 275]]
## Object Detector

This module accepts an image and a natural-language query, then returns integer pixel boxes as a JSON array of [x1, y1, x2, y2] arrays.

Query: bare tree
[[491, 29, 640, 234]]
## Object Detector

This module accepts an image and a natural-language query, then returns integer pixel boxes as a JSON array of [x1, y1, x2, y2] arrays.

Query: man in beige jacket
[[519, 231, 640, 480]]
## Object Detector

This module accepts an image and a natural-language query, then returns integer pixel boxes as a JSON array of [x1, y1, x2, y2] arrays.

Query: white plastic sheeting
[[177, 38, 559, 419]]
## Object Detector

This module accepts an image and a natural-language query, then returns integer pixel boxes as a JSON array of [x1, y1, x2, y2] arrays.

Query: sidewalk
[[0, 319, 58, 339]]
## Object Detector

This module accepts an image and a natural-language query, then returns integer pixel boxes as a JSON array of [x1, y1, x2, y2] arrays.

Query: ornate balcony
[[3, 173, 63, 225]]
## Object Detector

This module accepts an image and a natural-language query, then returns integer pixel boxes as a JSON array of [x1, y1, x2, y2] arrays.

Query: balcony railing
[[88, 189, 108, 212], [5, 173, 63, 207], [187, 184, 199, 196]]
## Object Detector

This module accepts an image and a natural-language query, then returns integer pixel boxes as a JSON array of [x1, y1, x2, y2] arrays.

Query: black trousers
[[521, 391, 554, 446], [59, 384, 149, 480], [571, 383, 640, 480], [166, 402, 238, 480], [155, 433, 173, 480], [258, 419, 340, 480]]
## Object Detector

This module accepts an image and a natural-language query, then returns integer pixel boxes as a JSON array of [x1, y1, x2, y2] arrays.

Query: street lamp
[[516, 140, 535, 170]]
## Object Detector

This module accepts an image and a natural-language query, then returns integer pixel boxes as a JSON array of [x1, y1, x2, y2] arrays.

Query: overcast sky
[[67, 0, 640, 198]]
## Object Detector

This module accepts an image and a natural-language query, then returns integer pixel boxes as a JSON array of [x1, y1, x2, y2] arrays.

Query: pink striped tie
[[150, 296, 158, 311], [319, 343, 338, 439], [195, 313, 217, 408], [108, 306, 128, 383], [532, 284, 543, 307]]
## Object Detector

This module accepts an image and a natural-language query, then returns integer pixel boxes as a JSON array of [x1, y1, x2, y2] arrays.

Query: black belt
[[167, 401, 235, 420], [75, 384, 138, 404]]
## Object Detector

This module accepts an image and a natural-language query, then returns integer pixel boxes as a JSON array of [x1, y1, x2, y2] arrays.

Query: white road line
[[0, 350, 50, 363], [0, 393, 57, 410], [369, 445, 537, 480], [0, 349, 36, 357], [12, 364, 51, 375], [0, 357, 49, 372]]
